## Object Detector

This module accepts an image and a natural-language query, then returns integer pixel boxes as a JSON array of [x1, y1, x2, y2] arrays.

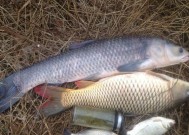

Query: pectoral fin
[[117, 59, 151, 72]]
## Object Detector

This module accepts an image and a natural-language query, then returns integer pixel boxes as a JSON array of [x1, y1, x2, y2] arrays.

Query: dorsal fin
[[69, 40, 95, 50]]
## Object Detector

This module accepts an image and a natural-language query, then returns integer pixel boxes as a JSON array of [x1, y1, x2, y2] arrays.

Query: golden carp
[[35, 71, 189, 117]]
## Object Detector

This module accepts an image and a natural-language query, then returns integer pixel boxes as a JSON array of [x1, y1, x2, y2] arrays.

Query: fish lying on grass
[[64, 117, 175, 135], [0, 36, 189, 112], [127, 117, 175, 135], [35, 71, 189, 116]]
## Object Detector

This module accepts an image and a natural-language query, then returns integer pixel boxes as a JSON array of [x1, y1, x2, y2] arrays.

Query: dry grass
[[0, 0, 189, 134]]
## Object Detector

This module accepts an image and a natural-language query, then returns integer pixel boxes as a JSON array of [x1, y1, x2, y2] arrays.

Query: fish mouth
[[163, 121, 175, 129], [181, 56, 189, 62], [169, 120, 175, 127]]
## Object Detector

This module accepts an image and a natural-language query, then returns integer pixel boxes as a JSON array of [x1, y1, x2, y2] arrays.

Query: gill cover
[[165, 43, 189, 63]]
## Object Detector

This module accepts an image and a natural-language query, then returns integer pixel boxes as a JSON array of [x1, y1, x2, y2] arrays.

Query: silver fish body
[[127, 117, 175, 135], [0, 36, 189, 112], [8, 37, 156, 92]]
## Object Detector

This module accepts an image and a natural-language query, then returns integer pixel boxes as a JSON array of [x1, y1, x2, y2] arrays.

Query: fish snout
[[167, 120, 175, 128], [181, 55, 189, 62]]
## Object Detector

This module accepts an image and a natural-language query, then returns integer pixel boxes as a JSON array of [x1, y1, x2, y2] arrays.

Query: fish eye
[[179, 47, 183, 53]]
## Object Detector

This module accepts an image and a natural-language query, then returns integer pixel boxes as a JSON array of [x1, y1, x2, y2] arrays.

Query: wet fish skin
[[127, 117, 175, 135], [1, 36, 189, 112], [36, 71, 189, 117]]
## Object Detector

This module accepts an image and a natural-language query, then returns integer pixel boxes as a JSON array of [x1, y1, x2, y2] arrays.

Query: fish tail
[[34, 85, 70, 117], [0, 74, 24, 112]]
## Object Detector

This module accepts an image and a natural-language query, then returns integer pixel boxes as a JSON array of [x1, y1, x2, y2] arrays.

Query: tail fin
[[0, 74, 24, 112], [34, 85, 69, 117]]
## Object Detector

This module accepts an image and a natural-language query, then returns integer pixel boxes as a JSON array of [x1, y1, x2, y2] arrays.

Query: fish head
[[164, 42, 189, 64], [128, 116, 175, 135], [150, 117, 175, 129], [172, 80, 189, 102], [147, 39, 189, 68]]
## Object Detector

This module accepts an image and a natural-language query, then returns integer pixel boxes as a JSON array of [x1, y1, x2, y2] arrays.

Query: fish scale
[[37, 72, 188, 116], [13, 38, 146, 92], [1, 36, 189, 113]]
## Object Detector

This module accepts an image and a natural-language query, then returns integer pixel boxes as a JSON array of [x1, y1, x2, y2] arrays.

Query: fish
[[127, 117, 175, 135], [1, 36, 189, 112], [35, 71, 189, 116], [63, 117, 175, 135]]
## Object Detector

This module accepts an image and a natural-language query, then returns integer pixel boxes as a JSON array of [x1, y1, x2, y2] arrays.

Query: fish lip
[[160, 121, 174, 130], [168, 120, 175, 128], [181, 55, 189, 62]]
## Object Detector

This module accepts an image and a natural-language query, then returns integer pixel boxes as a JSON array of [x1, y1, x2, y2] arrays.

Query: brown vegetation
[[0, 0, 189, 134]]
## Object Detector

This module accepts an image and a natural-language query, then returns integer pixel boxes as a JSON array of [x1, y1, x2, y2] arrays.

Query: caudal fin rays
[[0, 74, 24, 112], [38, 99, 64, 117], [34, 85, 71, 116]]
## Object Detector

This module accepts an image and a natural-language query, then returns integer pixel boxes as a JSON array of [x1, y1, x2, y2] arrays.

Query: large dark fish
[[0, 36, 189, 112]]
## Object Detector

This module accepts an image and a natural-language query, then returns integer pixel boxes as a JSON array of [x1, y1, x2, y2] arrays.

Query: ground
[[0, 0, 189, 135]]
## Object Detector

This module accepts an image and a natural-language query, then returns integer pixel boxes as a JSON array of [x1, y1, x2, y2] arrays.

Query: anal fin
[[34, 85, 73, 99], [83, 73, 102, 81], [83, 70, 119, 81], [75, 80, 95, 88]]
